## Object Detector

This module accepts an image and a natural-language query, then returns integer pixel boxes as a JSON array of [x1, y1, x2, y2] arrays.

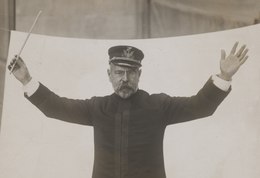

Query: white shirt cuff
[[23, 78, 40, 97], [212, 75, 231, 92]]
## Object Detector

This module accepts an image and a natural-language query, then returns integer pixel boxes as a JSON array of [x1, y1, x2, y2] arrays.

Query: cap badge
[[122, 47, 135, 58]]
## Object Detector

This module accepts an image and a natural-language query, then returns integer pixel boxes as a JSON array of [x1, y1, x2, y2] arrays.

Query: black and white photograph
[[0, 1, 260, 178]]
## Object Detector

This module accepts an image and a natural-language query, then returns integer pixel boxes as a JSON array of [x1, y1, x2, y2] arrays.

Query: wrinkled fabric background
[[0, 25, 260, 178]]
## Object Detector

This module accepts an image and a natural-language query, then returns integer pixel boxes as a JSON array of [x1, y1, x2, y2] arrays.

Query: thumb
[[15, 57, 27, 69], [16, 57, 23, 66], [221, 49, 226, 60]]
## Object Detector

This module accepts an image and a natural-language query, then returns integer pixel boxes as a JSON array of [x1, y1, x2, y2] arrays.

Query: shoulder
[[138, 89, 170, 99], [136, 89, 171, 107]]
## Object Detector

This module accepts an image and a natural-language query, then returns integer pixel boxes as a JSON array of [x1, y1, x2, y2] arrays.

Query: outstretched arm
[[8, 56, 94, 126], [165, 42, 249, 125]]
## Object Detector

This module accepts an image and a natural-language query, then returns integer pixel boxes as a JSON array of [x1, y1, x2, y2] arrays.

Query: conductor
[[8, 42, 248, 178]]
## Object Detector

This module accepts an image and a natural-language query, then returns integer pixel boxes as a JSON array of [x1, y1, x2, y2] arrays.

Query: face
[[107, 63, 142, 99]]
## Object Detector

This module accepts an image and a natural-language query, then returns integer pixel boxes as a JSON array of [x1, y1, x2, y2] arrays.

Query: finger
[[230, 42, 239, 54], [13, 55, 18, 61], [11, 55, 19, 65], [11, 58, 16, 65], [14, 55, 21, 59], [9, 59, 19, 72], [239, 48, 249, 60], [8, 63, 15, 72], [221, 49, 226, 60], [12, 55, 21, 62], [236, 45, 246, 57], [240, 56, 248, 66], [16, 57, 24, 66]]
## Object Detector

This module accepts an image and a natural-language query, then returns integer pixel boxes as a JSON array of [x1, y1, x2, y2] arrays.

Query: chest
[[92, 100, 166, 147]]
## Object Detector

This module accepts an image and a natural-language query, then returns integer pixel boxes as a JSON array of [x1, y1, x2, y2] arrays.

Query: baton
[[10, 10, 42, 74]]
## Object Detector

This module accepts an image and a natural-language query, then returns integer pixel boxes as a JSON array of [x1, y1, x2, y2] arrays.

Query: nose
[[122, 71, 128, 82]]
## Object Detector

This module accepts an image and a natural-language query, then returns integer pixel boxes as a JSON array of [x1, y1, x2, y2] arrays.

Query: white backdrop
[[1, 24, 260, 178]]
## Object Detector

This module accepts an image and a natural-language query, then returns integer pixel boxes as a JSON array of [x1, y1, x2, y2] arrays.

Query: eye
[[128, 70, 138, 76], [114, 70, 124, 75]]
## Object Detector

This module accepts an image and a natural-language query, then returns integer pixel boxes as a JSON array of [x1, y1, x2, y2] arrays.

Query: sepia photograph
[[0, 1, 260, 178]]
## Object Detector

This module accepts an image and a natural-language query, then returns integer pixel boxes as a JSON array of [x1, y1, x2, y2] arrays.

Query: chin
[[118, 90, 134, 99], [119, 93, 132, 99]]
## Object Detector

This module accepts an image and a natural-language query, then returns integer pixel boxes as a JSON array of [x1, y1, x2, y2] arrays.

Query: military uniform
[[25, 45, 230, 178], [26, 79, 229, 178]]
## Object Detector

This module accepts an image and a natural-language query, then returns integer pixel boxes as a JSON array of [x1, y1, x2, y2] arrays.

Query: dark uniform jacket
[[26, 78, 230, 178]]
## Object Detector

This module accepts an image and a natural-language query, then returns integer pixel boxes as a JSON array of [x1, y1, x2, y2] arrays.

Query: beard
[[115, 83, 137, 99]]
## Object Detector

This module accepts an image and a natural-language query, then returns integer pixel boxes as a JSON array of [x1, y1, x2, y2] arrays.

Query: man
[[8, 42, 248, 178]]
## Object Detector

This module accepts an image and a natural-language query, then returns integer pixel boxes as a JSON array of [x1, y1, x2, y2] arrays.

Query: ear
[[107, 69, 112, 82], [138, 69, 142, 77]]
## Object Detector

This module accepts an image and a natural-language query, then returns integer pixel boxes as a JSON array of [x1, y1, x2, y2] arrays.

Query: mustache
[[118, 83, 133, 90]]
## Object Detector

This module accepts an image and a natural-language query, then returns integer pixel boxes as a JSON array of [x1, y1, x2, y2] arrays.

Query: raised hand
[[218, 42, 249, 81], [8, 56, 32, 85]]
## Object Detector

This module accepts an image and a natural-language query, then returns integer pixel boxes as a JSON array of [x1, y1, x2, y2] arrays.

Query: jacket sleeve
[[25, 83, 94, 126], [163, 77, 231, 125]]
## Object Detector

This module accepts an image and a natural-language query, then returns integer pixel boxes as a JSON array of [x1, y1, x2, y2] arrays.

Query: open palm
[[220, 42, 248, 81]]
